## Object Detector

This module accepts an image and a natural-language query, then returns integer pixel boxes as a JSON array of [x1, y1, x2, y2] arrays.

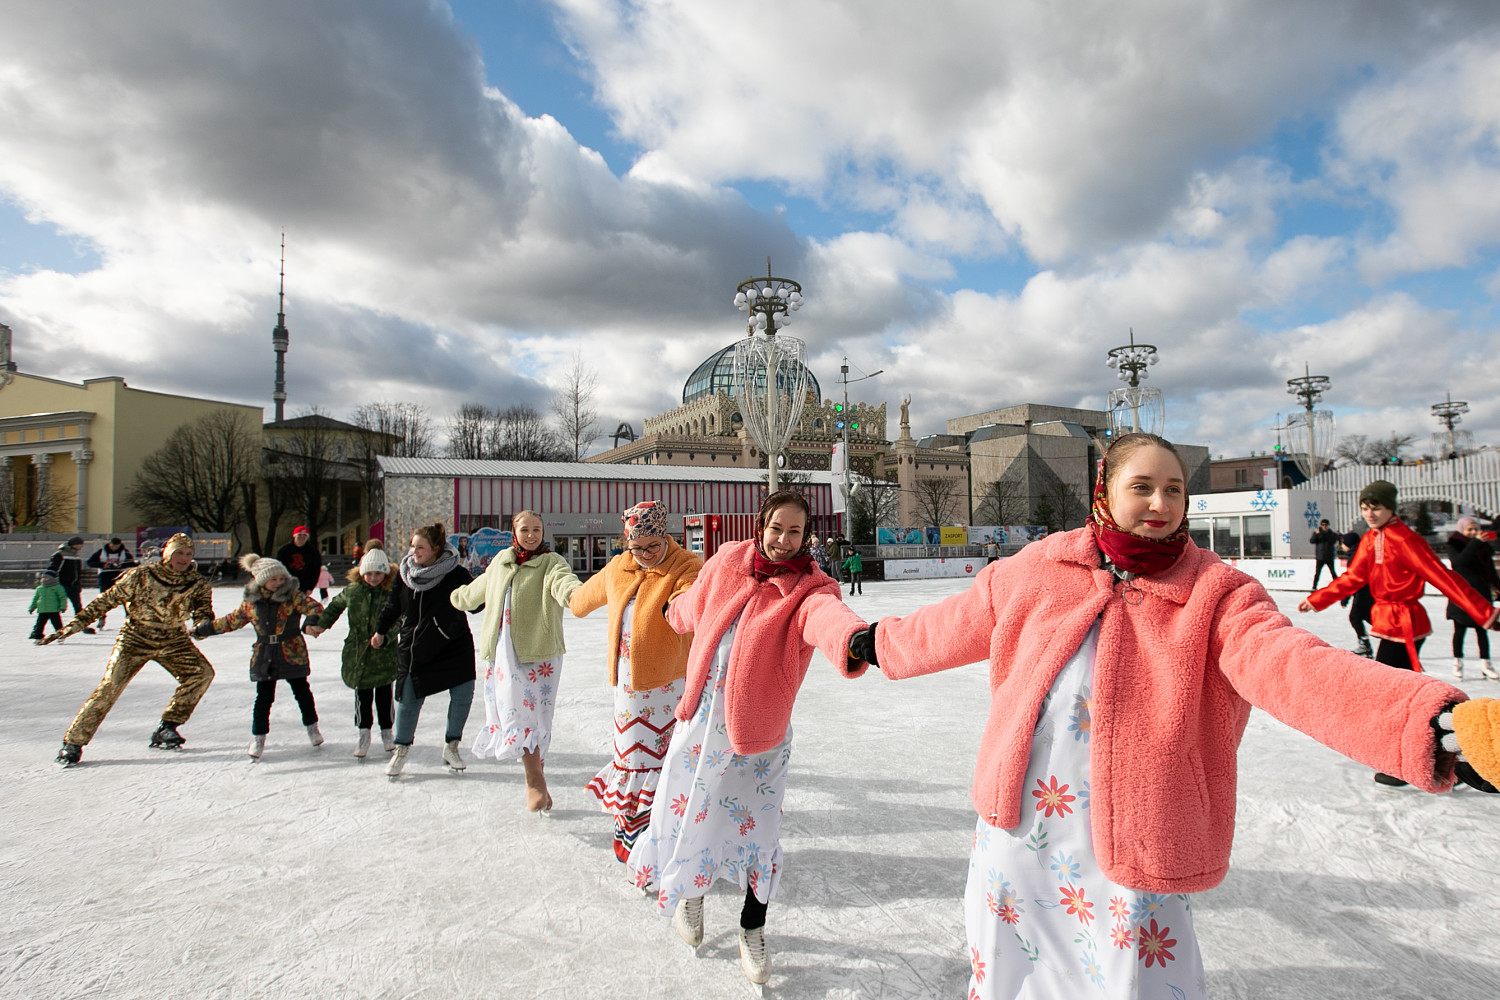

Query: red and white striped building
[[378, 457, 838, 575]]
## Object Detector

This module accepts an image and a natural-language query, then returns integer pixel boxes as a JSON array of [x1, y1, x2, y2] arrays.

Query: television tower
[[272, 234, 289, 423]]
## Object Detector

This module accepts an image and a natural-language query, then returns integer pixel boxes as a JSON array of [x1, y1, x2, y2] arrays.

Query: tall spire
[[271, 233, 289, 423]]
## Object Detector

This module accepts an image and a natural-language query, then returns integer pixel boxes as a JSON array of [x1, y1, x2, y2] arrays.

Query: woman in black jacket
[[373, 522, 476, 776], [1447, 516, 1500, 680]]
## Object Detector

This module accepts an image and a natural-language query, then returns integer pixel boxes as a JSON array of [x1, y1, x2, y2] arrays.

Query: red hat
[[293, 525, 309, 535]]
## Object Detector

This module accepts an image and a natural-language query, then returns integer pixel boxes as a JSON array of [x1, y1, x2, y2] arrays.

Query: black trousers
[[63, 584, 83, 616], [740, 883, 768, 930], [251, 677, 318, 735], [1311, 558, 1338, 589], [847, 571, 862, 594], [31, 612, 63, 639], [1453, 625, 1490, 659], [354, 684, 394, 730], [1375, 637, 1425, 672], [1348, 586, 1373, 640]]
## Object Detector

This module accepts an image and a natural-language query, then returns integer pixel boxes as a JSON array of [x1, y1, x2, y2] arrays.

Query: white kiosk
[[1188, 488, 1340, 591]]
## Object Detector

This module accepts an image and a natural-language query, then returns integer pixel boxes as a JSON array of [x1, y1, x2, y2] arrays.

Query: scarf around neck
[[512, 541, 552, 567], [751, 546, 815, 582], [400, 546, 460, 592], [1089, 453, 1189, 577]]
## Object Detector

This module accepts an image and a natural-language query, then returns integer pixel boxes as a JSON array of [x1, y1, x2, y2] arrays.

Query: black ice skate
[[1354, 638, 1373, 658], [149, 720, 186, 750], [56, 741, 82, 767]]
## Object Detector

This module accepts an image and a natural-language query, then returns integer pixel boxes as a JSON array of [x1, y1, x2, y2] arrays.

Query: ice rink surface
[[4, 574, 1499, 999]]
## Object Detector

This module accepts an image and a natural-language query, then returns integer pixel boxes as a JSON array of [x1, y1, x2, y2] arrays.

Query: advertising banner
[[451, 527, 512, 573], [877, 527, 925, 544], [830, 443, 847, 514], [1223, 557, 1317, 591], [938, 526, 968, 545], [885, 557, 985, 580]]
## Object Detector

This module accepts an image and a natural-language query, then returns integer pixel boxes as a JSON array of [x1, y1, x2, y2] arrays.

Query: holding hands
[[848, 621, 879, 668], [1435, 700, 1500, 793], [305, 625, 326, 638]]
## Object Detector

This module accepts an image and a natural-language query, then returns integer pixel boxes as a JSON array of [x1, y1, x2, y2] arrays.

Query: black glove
[[662, 600, 671, 620], [848, 622, 879, 668], [191, 621, 216, 639], [1433, 704, 1498, 793]]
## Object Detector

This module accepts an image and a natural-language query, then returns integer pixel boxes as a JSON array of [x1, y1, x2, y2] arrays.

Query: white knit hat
[[359, 547, 391, 575], [238, 553, 291, 588]]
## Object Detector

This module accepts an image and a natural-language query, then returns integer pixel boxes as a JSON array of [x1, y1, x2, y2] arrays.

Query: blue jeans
[[393, 677, 473, 746]]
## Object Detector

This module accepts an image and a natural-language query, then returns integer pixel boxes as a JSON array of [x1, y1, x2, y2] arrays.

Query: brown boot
[[521, 748, 552, 812]]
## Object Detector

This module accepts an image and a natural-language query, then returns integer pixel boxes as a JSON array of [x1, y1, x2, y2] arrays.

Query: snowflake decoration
[[1196, 499, 1208, 512], [1250, 490, 1278, 511], [1281, 531, 1291, 544], [1303, 501, 1322, 529]]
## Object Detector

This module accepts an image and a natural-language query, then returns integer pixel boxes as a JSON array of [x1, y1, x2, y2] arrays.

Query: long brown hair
[[412, 521, 447, 553]]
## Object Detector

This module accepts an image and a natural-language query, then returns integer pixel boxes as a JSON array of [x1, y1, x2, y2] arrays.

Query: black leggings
[[1453, 625, 1491, 659], [252, 678, 318, 735], [354, 685, 394, 730], [1375, 637, 1425, 672], [1348, 586, 1373, 640], [740, 883, 768, 930], [31, 612, 63, 639]]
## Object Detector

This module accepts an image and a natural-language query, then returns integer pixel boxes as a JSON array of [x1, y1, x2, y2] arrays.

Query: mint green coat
[[449, 549, 581, 662]]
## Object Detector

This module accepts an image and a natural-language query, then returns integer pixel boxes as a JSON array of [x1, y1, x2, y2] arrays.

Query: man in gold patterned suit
[[47, 533, 217, 766]]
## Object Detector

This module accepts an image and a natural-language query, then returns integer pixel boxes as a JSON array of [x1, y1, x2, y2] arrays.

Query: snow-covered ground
[[4, 577, 1498, 1000]]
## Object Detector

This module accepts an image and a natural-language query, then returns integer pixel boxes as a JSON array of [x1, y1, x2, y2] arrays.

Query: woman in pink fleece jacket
[[847, 434, 1484, 1000], [626, 490, 868, 985]]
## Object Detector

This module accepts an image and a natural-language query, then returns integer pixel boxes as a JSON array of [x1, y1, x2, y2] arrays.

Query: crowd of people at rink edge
[[33, 433, 1500, 995]]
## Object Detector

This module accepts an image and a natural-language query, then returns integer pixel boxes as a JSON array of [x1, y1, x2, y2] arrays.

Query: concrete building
[[0, 326, 263, 534]]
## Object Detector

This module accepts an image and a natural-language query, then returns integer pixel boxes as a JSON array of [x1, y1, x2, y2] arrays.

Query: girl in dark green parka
[[307, 542, 399, 758]]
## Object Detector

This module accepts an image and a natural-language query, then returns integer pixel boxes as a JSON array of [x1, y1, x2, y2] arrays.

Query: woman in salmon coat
[[570, 501, 702, 863], [847, 433, 1492, 1000], [626, 490, 868, 985]]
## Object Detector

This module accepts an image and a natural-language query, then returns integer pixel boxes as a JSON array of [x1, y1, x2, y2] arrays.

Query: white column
[[72, 449, 93, 533]]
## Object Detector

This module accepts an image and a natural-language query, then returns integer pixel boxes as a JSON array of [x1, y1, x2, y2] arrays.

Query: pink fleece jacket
[[668, 539, 868, 754], [874, 526, 1466, 894]]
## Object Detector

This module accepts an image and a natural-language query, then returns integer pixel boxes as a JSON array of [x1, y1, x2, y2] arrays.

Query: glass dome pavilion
[[682, 344, 821, 405]]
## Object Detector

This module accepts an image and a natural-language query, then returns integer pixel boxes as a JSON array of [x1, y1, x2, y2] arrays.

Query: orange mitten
[[1452, 699, 1500, 790]]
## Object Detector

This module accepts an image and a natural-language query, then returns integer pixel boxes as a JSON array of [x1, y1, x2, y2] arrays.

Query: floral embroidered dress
[[965, 624, 1206, 1000], [471, 588, 562, 761], [585, 599, 683, 856], [627, 621, 789, 911]]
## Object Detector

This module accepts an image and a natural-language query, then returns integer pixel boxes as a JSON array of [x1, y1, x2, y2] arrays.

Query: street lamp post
[[1105, 329, 1164, 436], [731, 261, 807, 494], [835, 357, 882, 532], [1285, 363, 1335, 480], [1431, 391, 1471, 460]]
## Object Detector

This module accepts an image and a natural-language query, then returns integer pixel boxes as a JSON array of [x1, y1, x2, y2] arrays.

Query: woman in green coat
[[307, 543, 399, 758], [450, 509, 581, 812]]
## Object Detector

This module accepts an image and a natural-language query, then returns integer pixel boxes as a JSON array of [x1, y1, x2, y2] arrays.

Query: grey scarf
[[400, 546, 460, 592]]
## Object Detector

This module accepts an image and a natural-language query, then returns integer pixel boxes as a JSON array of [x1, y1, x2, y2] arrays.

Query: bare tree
[[912, 477, 961, 528], [552, 351, 601, 460], [0, 458, 77, 532], [1043, 479, 1089, 530], [974, 477, 1027, 526], [124, 410, 260, 533], [847, 470, 899, 545], [1333, 432, 1417, 467], [351, 401, 434, 529], [447, 403, 491, 459], [267, 408, 338, 540], [489, 404, 567, 461]]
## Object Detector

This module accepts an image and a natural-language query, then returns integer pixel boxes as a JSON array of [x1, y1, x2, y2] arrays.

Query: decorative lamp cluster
[[734, 276, 803, 338]]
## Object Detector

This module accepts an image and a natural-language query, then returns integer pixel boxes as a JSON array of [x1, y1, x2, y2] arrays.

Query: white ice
[[4, 578, 1498, 999]]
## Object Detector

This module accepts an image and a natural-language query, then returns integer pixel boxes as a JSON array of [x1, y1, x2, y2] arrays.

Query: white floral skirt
[[585, 600, 682, 817], [964, 624, 1205, 999], [627, 622, 789, 910], [470, 589, 563, 761]]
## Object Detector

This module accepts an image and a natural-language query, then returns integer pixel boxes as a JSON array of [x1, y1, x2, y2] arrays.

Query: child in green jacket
[[841, 549, 863, 596], [307, 543, 400, 758], [29, 570, 70, 642]]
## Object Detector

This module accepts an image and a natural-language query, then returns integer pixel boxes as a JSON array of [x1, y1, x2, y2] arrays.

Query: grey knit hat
[[1358, 480, 1398, 511], [238, 553, 291, 588], [358, 547, 391, 575]]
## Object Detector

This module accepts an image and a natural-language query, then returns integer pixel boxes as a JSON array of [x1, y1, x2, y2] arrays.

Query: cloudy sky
[[2, 0, 1498, 460]]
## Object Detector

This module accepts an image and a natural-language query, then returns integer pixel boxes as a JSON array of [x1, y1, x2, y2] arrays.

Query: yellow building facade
[[0, 354, 263, 534]]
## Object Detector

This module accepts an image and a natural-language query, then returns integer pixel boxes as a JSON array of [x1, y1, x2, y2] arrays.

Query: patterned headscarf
[[161, 533, 195, 562], [622, 500, 669, 539]]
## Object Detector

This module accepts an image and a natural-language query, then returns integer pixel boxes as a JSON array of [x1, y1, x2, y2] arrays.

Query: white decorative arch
[[1300, 452, 1500, 526]]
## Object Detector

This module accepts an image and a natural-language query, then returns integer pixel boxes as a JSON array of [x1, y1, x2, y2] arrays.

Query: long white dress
[[964, 623, 1206, 999], [627, 622, 790, 911], [470, 588, 565, 761]]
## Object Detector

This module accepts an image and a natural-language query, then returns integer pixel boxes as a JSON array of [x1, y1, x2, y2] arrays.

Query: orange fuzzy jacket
[[873, 526, 1467, 894], [667, 539, 868, 754], [569, 539, 702, 690]]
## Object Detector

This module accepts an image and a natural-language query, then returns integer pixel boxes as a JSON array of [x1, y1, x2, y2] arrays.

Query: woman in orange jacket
[[569, 501, 702, 863]]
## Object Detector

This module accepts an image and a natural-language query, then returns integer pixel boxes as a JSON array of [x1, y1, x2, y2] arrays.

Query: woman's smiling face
[[1107, 445, 1186, 540]]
